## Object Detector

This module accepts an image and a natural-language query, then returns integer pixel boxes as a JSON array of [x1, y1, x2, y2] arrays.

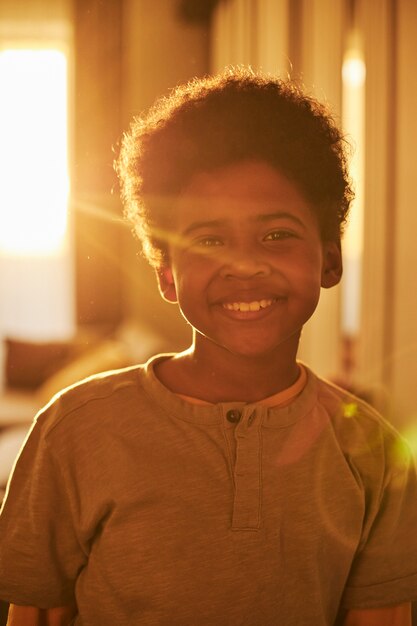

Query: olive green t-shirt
[[0, 355, 416, 625]]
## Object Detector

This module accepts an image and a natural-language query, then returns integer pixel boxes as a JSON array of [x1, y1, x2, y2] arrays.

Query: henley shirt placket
[[225, 407, 263, 531]]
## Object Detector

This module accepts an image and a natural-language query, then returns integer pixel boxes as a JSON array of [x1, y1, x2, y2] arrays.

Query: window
[[0, 47, 69, 256]]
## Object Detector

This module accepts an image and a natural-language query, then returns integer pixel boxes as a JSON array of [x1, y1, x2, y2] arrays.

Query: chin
[[194, 326, 302, 361], [222, 337, 299, 360]]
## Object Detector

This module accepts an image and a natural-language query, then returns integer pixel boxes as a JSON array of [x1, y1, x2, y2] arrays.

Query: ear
[[321, 241, 343, 288], [155, 266, 178, 303]]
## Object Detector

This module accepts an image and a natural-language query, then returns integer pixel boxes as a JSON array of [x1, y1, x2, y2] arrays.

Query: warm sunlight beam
[[0, 48, 69, 256]]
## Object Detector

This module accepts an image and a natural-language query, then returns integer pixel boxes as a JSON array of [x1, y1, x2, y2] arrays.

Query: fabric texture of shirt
[[0, 354, 416, 626]]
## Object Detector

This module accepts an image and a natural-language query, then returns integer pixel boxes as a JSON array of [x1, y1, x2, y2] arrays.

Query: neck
[[156, 333, 301, 404]]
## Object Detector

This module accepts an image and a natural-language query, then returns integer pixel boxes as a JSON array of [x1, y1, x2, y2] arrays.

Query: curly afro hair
[[117, 67, 353, 267]]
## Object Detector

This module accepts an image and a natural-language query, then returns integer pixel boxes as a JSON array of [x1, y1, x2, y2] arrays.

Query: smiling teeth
[[223, 299, 274, 312]]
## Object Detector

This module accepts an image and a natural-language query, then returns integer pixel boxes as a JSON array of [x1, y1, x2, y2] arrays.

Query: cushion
[[4, 338, 75, 390]]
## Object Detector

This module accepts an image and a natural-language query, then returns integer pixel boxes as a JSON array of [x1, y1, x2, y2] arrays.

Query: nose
[[219, 248, 271, 280]]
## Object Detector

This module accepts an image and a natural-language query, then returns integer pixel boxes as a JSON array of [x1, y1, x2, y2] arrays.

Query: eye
[[263, 229, 296, 242], [194, 236, 223, 248]]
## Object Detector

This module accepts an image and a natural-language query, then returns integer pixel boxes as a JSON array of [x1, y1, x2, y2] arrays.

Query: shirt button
[[226, 409, 241, 423]]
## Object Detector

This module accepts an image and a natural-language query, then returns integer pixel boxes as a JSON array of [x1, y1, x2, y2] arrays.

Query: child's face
[[157, 160, 342, 360]]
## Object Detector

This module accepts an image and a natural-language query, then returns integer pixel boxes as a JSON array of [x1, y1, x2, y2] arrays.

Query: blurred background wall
[[0, 0, 416, 440]]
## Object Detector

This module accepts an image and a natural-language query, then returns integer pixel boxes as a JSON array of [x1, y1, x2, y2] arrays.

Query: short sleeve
[[0, 416, 87, 607], [341, 435, 417, 609]]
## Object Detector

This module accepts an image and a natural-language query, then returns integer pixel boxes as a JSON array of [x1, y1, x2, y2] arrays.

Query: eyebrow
[[182, 212, 306, 236], [182, 219, 226, 237], [256, 212, 306, 228]]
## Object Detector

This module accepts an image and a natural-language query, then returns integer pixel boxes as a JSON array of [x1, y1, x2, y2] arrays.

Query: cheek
[[174, 253, 217, 286], [171, 265, 204, 307], [172, 258, 219, 318], [284, 249, 323, 281]]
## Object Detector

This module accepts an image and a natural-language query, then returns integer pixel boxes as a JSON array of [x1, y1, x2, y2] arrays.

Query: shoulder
[[311, 369, 399, 435], [20, 353, 180, 455], [35, 363, 149, 439], [306, 368, 413, 475], [312, 371, 383, 422]]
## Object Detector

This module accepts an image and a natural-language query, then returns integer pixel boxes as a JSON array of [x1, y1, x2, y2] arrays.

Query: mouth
[[222, 298, 276, 312]]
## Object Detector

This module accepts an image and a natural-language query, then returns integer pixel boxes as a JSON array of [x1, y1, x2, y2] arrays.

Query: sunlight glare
[[0, 49, 69, 256], [342, 56, 366, 88], [341, 39, 366, 336]]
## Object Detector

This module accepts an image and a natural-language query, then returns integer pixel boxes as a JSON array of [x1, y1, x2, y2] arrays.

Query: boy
[[0, 68, 417, 625]]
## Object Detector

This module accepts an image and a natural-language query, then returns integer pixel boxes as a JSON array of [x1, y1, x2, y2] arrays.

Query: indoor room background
[[0, 0, 416, 464]]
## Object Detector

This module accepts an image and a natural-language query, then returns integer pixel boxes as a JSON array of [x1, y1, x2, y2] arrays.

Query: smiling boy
[[0, 68, 417, 626], [154, 159, 341, 403]]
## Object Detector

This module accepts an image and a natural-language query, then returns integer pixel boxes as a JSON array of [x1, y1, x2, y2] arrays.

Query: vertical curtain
[[388, 0, 417, 427], [73, 0, 124, 328], [210, 0, 289, 76]]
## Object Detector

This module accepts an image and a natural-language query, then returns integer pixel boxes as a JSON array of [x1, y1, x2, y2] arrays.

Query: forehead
[[175, 160, 313, 217]]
